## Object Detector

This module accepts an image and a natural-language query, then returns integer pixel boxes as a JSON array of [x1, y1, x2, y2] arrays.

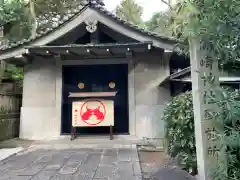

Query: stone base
[[135, 105, 166, 139], [20, 107, 60, 140]]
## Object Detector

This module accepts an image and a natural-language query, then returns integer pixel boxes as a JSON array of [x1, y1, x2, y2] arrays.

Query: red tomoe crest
[[80, 100, 106, 126]]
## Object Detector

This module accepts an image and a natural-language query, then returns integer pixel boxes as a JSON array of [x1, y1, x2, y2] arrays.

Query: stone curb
[[0, 147, 24, 162], [0, 144, 37, 162]]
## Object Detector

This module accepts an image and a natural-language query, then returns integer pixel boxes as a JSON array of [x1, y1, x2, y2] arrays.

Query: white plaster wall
[[133, 52, 171, 138], [19, 54, 171, 140], [20, 59, 60, 140]]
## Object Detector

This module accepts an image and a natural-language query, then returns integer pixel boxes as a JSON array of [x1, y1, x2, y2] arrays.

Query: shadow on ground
[[138, 149, 196, 180]]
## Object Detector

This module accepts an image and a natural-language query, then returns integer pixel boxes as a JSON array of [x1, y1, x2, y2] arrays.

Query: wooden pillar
[[190, 38, 220, 180]]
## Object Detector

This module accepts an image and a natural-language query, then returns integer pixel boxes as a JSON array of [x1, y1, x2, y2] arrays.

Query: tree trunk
[[0, 60, 6, 83], [29, 0, 37, 38]]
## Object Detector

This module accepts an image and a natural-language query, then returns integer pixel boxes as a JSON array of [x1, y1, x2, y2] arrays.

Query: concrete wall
[[131, 51, 171, 138], [20, 58, 60, 140], [20, 52, 171, 140]]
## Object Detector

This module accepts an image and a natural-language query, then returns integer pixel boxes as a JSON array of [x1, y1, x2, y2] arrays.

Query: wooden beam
[[106, 48, 113, 55], [65, 49, 80, 56], [51, 24, 87, 45], [22, 54, 34, 64], [61, 54, 126, 61], [126, 51, 133, 58], [6, 54, 32, 66], [86, 48, 97, 56], [45, 49, 59, 56], [99, 24, 135, 43], [40, 49, 60, 58]]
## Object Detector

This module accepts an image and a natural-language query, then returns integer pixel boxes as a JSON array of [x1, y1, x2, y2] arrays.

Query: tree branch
[[160, 0, 172, 10]]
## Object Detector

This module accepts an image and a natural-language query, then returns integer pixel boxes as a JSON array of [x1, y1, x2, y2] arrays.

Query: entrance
[[61, 64, 129, 135]]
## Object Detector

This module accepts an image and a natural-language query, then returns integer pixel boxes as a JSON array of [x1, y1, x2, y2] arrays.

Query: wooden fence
[[0, 81, 22, 141]]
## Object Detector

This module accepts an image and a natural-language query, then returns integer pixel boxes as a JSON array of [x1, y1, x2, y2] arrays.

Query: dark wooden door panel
[[61, 64, 129, 135]]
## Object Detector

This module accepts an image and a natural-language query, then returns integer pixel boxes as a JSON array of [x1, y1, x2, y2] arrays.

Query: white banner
[[72, 99, 114, 127]]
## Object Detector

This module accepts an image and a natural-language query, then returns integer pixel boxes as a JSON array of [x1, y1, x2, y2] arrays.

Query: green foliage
[[0, 61, 23, 82], [161, 0, 240, 64], [163, 88, 240, 178], [173, 0, 240, 179], [33, 0, 85, 33], [163, 91, 197, 174], [0, 0, 28, 25], [0, 0, 31, 42], [0, 0, 85, 81], [144, 1, 189, 41], [5, 64, 23, 81], [210, 88, 240, 180], [0, 0, 85, 42], [145, 12, 173, 38], [116, 0, 143, 26], [145, 0, 240, 64]]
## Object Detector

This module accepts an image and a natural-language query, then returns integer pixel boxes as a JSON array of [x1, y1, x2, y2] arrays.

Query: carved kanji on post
[[190, 39, 220, 180]]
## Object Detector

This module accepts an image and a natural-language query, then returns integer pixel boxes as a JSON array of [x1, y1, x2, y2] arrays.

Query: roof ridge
[[90, 3, 178, 42], [0, 3, 178, 53], [0, 4, 88, 51]]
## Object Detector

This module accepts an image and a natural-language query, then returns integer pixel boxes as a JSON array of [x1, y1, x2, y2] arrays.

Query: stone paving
[[0, 144, 142, 180]]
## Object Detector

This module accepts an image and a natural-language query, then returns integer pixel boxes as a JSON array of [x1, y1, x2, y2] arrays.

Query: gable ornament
[[85, 20, 98, 33]]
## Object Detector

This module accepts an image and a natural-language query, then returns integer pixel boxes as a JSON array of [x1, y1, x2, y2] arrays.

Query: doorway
[[61, 64, 129, 135]]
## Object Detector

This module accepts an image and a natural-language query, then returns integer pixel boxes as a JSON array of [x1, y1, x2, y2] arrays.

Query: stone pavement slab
[[0, 144, 142, 180], [0, 147, 24, 161]]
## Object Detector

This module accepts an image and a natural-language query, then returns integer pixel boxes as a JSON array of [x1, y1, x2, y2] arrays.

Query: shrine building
[[1, 2, 239, 140]]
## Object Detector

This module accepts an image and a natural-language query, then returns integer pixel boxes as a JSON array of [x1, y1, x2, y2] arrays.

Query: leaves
[[5, 64, 23, 81], [176, 0, 240, 64], [145, 11, 174, 38], [162, 91, 196, 173], [163, 87, 240, 178], [115, 0, 143, 26], [0, 0, 30, 42], [0, 0, 85, 42], [0, 0, 85, 81]]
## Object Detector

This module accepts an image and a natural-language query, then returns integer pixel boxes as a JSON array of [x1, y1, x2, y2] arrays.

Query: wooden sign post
[[190, 39, 220, 180]]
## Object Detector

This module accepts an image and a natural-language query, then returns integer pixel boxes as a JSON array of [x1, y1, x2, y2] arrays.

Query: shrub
[[163, 88, 240, 178], [211, 88, 240, 180], [162, 91, 197, 174]]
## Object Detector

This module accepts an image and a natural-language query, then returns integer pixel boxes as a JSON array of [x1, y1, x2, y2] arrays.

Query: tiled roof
[[0, 4, 86, 51], [0, 2, 178, 52], [92, 4, 177, 42]]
